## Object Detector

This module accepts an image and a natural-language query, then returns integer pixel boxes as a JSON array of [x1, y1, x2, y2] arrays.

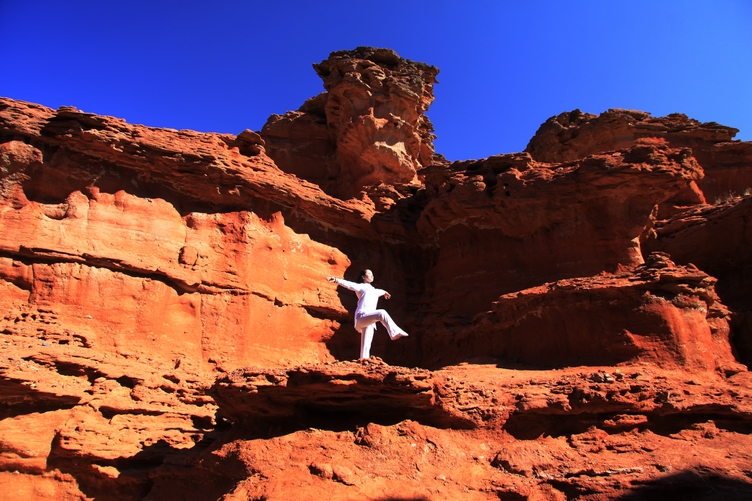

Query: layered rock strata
[[415, 144, 701, 324], [143, 361, 752, 500], [0, 98, 357, 373], [644, 195, 752, 366]]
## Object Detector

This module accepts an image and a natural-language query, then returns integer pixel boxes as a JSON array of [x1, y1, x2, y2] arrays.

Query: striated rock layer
[[2, 46, 752, 500], [151, 361, 752, 501]]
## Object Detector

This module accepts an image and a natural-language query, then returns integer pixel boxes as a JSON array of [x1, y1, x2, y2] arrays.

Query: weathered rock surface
[[2, 46, 752, 500], [644, 195, 752, 368], [262, 47, 439, 198], [0, 331, 220, 499], [0, 98, 363, 372], [428, 253, 743, 372], [525, 108, 752, 208], [145, 362, 752, 500], [415, 145, 701, 323], [525, 109, 738, 166]]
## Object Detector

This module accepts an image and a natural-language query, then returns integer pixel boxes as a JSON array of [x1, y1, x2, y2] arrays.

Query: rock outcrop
[[525, 108, 752, 214], [146, 362, 752, 500], [261, 47, 439, 198], [430, 253, 742, 372], [415, 144, 701, 323], [644, 195, 752, 367], [0, 98, 372, 373], [2, 47, 752, 500]]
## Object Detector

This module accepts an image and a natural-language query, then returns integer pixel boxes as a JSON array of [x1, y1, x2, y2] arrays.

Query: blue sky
[[2, 1, 750, 161]]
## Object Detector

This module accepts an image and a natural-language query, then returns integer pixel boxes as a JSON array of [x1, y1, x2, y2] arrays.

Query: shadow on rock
[[47, 430, 234, 501], [374, 498, 431, 501], [616, 469, 752, 501], [0, 378, 80, 420], [212, 362, 476, 440]]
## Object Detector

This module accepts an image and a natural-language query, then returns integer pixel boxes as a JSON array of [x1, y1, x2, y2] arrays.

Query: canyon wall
[[2, 47, 752, 500]]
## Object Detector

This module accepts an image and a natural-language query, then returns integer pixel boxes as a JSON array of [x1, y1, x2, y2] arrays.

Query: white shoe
[[392, 331, 408, 340]]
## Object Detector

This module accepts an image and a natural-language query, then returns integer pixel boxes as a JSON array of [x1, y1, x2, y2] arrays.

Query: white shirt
[[334, 278, 387, 318]]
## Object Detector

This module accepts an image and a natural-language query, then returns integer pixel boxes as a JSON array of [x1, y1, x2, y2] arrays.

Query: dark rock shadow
[[323, 286, 361, 362], [46, 423, 234, 501], [326, 247, 427, 368], [212, 365, 477, 441], [615, 469, 752, 500], [373, 498, 431, 501], [0, 378, 80, 419]]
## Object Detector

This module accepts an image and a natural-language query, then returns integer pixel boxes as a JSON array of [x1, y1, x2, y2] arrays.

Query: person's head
[[358, 269, 374, 284]]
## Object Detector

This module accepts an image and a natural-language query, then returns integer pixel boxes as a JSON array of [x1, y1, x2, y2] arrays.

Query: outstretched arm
[[326, 277, 363, 292]]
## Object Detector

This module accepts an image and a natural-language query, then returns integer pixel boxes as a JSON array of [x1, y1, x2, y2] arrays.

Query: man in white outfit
[[327, 269, 408, 359]]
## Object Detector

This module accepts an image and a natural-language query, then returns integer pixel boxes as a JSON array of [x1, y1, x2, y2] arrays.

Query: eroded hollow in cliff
[[212, 364, 476, 439], [0, 378, 81, 419], [236, 401, 475, 439]]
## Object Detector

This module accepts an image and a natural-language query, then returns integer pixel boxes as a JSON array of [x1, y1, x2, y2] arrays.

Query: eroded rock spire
[[262, 47, 439, 198]]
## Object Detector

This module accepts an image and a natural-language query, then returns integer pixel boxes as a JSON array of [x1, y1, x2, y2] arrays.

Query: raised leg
[[356, 310, 408, 344]]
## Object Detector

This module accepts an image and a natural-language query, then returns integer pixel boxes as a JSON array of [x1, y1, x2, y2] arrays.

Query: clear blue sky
[[2, 1, 750, 161]]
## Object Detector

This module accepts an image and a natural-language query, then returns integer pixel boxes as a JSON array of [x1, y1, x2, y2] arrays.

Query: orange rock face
[[415, 145, 702, 324], [2, 47, 752, 500], [433, 253, 743, 372], [644, 196, 752, 368]]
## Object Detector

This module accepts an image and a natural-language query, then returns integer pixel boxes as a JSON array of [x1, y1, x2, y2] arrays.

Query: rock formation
[[644, 196, 752, 368], [2, 47, 752, 500], [261, 47, 438, 198], [525, 109, 752, 217]]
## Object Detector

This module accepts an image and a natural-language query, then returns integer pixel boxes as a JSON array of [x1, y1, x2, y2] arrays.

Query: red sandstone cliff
[[2, 47, 752, 500]]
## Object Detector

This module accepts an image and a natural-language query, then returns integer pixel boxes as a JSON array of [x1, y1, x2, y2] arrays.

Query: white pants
[[355, 309, 407, 359]]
